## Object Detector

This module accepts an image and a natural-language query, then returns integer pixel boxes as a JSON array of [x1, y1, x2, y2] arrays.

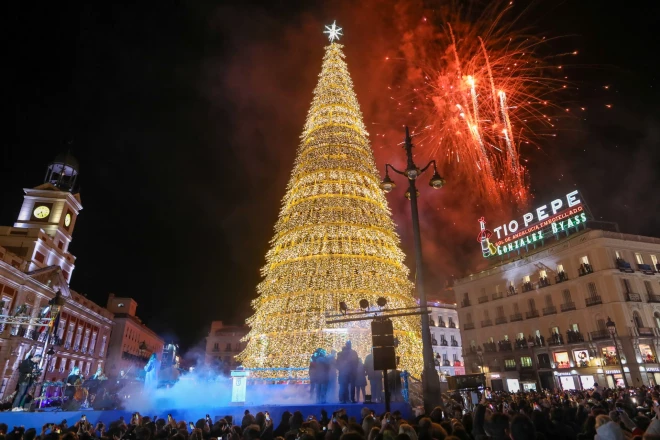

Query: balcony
[[481, 319, 493, 328], [626, 292, 642, 302], [522, 282, 534, 293], [590, 330, 611, 340], [451, 340, 459, 347], [648, 293, 660, 303], [560, 302, 576, 312], [510, 313, 523, 322], [464, 322, 475, 330], [616, 259, 635, 273], [212, 347, 220, 352], [525, 310, 540, 319], [579, 263, 594, 276], [548, 334, 564, 346], [461, 299, 471, 307], [440, 340, 449, 346], [507, 287, 518, 297], [555, 271, 569, 284], [478, 296, 489, 304], [637, 327, 655, 337], [504, 365, 517, 371], [538, 277, 551, 288], [638, 264, 656, 275], [492, 292, 504, 301], [438, 321, 446, 328], [585, 295, 602, 307], [495, 316, 508, 325], [543, 305, 557, 316], [432, 340, 438, 346], [448, 322, 457, 329]]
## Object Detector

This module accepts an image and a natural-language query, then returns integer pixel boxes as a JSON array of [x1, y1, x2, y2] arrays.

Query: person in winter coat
[[364, 352, 383, 402], [354, 357, 367, 403], [337, 341, 359, 403]]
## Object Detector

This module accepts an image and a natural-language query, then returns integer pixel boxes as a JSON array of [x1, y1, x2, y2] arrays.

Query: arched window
[[633, 311, 644, 328]]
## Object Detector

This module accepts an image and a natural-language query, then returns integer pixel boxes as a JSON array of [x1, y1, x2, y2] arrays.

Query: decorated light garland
[[237, 40, 423, 378]]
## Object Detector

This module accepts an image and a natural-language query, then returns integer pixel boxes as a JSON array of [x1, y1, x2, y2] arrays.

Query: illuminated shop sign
[[477, 190, 589, 258]]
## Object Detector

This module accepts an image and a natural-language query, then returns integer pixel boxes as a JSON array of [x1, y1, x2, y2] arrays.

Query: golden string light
[[237, 42, 424, 378]]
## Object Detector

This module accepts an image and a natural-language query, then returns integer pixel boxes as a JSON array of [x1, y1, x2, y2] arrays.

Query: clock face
[[33, 205, 51, 219], [64, 213, 72, 227]]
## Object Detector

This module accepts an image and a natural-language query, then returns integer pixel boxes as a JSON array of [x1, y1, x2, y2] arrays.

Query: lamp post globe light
[[380, 126, 445, 411], [606, 317, 629, 388]]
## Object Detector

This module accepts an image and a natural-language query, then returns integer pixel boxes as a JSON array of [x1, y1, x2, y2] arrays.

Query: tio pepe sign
[[478, 190, 588, 258]]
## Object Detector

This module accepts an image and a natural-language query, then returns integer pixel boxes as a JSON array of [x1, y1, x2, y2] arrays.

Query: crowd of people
[[6, 384, 660, 440]]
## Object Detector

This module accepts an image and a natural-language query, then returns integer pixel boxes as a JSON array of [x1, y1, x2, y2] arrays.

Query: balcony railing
[[451, 340, 459, 347], [495, 316, 508, 325], [510, 313, 523, 322], [461, 299, 471, 307], [590, 330, 611, 340], [555, 272, 569, 284], [626, 292, 642, 302], [504, 365, 517, 371], [585, 295, 602, 307], [492, 292, 504, 301], [560, 302, 576, 312], [464, 322, 475, 330], [648, 293, 660, 303], [448, 322, 456, 329], [543, 305, 557, 316], [522, 282, 534, 293], [579, 263, 594, 276], [637, 327, 655, 337], [441, 340, 449, 346], [481, 319, 493, 328], [525, 310, 540, 319], [478, 296, 489, 304], [438, 321, 446, 328]]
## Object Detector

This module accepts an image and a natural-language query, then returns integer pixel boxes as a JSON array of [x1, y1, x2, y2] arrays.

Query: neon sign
[[479, 190, 590, 258]]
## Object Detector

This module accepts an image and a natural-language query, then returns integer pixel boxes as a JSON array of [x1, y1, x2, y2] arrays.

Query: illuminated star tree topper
[[323, 21, 343, 42]]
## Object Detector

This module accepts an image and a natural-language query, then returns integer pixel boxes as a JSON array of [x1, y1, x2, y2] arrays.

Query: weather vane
[[323, 21, 343, 43]]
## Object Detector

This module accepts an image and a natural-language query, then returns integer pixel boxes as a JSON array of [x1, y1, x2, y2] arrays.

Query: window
[[655, 313, 660, 329], [213, 343, 219, 350], [581, 256, 590, 265], [633, 311, 644, 328], [550, 326, 559, 335], [517, 332, 524, 339], [523, 275, 531, 283], [615, 250, 622, 259], [481, 287, 486, 296], [503, 335, 509, 341], [557, 264, 564, 273], [466, 313, 472, 323], [505, 359, 516, 368], [652, 255, 658, 267], [513, 303, 520, 313], [636, 253, 644, 264], [562, 289, 572, 303], [495, 285, 500, 293], [535, 329, 541, 337], [488, 337, 494, 343], [622, 279, 632, 293], [597, 317, 606, 331], [496, 306, 504, 317], [521, 357, 532, 367], [528, 298, 536, 311], [539, 270, 547, 278], [484, 310, 490, 319], [587, 282, 598, 298], [545, 294, 553, 307], [645, 281, 654, 295], [225, 343, 232, 351], [570, 323, 579, 332]]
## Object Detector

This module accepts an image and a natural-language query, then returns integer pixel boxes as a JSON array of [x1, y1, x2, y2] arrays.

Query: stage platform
[[0, 402, 412, 428]]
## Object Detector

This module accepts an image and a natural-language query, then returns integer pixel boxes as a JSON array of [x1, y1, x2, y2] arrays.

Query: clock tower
[[0, 152, 82, 283]]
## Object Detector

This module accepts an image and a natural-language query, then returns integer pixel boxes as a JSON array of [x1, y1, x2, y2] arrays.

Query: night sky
[[5, 0, 659, 350]]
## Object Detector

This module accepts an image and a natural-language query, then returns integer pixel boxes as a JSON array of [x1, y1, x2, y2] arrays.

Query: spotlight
[[376, 297, 387, 308], [359, 299, 369, 310], [339, 301, 348, 315]]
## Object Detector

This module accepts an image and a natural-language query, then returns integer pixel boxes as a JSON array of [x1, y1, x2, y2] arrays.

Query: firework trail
[[386, 1, 570, 208]]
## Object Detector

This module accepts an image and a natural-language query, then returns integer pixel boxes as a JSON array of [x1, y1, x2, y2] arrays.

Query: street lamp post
[[606, 317, 629, 388], [380, 126, 445, 412]]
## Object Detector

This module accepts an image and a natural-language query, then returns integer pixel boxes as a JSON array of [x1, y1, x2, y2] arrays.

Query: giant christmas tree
[[238, 25, 423, 378]]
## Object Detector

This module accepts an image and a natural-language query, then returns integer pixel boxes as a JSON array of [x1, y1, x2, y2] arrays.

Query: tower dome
[[45, 151, 79, 191]]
